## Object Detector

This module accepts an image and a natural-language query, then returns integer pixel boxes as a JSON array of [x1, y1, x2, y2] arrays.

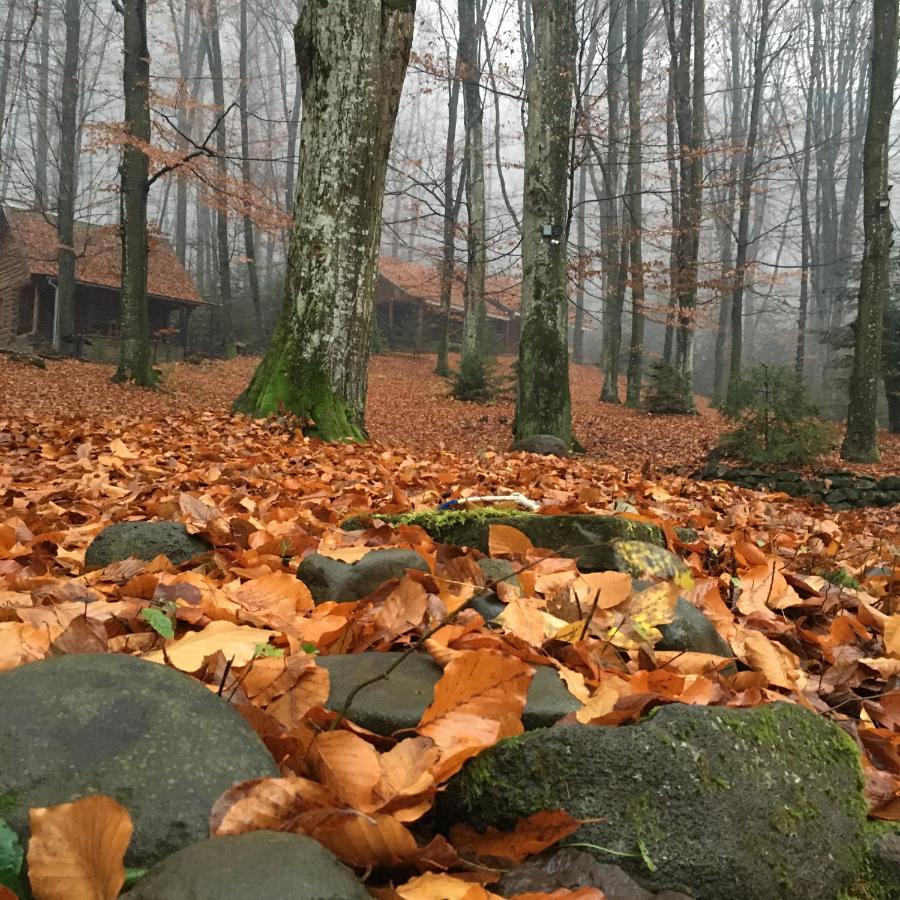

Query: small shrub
[[718, 365, 835, 467], [643, 360, 694, 415], [451, 351, 498, 403], [821, 568, 861, 591]]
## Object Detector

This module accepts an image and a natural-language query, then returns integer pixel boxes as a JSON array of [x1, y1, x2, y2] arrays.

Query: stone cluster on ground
[[697, 462, 900, 509], [14, 513, 897, 899]]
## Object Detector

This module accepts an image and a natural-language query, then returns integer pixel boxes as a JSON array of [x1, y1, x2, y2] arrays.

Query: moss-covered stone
[[84, 521, 211, 570], [439, 703, 868, 900], [344, 510, 665, 573], [0, 654, 278, 867]]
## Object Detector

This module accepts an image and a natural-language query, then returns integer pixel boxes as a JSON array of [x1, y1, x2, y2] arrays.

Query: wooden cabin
[[375, 256, 522, 354], [0, 206, 204, 362]]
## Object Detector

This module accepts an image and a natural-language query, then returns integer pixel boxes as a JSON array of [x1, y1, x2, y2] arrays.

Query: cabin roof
[[1, 206, 204, 305]]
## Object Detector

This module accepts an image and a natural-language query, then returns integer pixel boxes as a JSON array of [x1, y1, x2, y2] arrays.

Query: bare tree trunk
[[625, 0, 648, 407], [114, 0, 154, 386], [725, 0, 772, 409], [515, 0, 577, 445], [436, 72, 461, 377], [573, 163, 587, 365], [665, 0, 704, 411], [662, 56, 678, 365], [0, 0, 18, 146], [203, 4, 236, 357], [239, 0, 264, 344], [459, 0, 487, 359], [54, 0, 81, 350], [34, 2, 50, 209], [600, 0, 625, 403], [235, 0, 416, 440], [842, 0, 898, 462]]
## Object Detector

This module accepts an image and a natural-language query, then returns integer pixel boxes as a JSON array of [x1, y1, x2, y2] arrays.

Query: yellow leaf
[[144, 620, 275, 672], [27, 796, 132, 900], [884, 616, 900, 659], [613, 540, 693, 590], [396, 872, 498, 900]]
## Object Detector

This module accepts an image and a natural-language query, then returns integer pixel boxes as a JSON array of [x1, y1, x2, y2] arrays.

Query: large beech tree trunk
[[235, 0, 416, 441], [515, 0, 576, 446], [842, 0, 899, 461], [114, 0, 155, 386]]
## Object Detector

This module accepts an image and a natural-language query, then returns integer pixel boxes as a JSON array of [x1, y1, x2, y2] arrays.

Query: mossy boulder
[[0, 654, 279, 867], [344, 510, 665, 573], [440, 703, 868, 900], [512, 434, 570, 456], [297, 549, 430, 603], [124, 832, 369, 899], [85, 521, 212, 569], [317, 652, 579, 735]]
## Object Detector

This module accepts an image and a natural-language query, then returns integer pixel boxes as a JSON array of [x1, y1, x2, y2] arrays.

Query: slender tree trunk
[[204, 5, 236, 357], [515, 0, 577, 445], [842, 0, 898, 462], [600, 0, 625, 403], [573, 163, 587, 365], [239, 0, 263, 344], [55, 0, 81, 349], [884, 297, 900, 432], [665, 0, 704, 411], [459, 0, 487, 359], [625, 0, 648, 407], [662, 55, 678, 364], [0, 0, 18, 147], [34, 3, 50, 209], [436, 73, 461, 377], [114, 0, 155, 386], [235, 0, 416, 440], [726, 0, 772, 409]]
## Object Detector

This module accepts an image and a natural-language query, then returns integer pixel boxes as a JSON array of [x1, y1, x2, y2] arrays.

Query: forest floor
[[2, 352, 898, 475], [1, 349, 899, 895]]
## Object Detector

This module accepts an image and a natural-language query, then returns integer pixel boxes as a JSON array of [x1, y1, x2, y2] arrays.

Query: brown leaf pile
[[0, 353, 899, 896]]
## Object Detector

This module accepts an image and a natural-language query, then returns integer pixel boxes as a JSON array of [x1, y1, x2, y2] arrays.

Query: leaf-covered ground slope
[[3, 353, 898, 473]]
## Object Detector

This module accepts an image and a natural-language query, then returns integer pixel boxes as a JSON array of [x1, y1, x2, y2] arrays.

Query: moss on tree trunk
[[514, 0, 576, 447], [234, 0, 416, 441]]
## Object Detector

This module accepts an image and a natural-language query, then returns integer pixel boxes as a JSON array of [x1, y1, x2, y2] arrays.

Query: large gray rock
[[512, 434, 569, 456], [440, 703, 869, 900], [317, 652, 579, 735], [344, 511, 665, 573], [0, 654, 279, 867], [298, 549, 430, 603], [124, 832, 369, 899], [85, 521, 211, 569]]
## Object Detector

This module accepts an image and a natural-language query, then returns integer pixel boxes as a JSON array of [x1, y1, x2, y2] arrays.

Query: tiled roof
[[1, 206, 203, 305], [378, 256, 521, 321]]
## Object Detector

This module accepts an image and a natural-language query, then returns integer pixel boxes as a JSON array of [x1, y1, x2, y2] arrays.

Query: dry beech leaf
[[488, 525, 533, 560], [27, 796, 132, 900], [417, 649, 534, 782], [236, 572, 314, 615], [450, 809, 581, 864], [143, 619, 275, 671], [395, 872, 499, 900], [310, 730, 382, 812]]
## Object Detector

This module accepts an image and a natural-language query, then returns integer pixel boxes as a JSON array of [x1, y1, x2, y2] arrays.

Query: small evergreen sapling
[[718, 365, 834, 466], [644, 361, 695, 414]]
